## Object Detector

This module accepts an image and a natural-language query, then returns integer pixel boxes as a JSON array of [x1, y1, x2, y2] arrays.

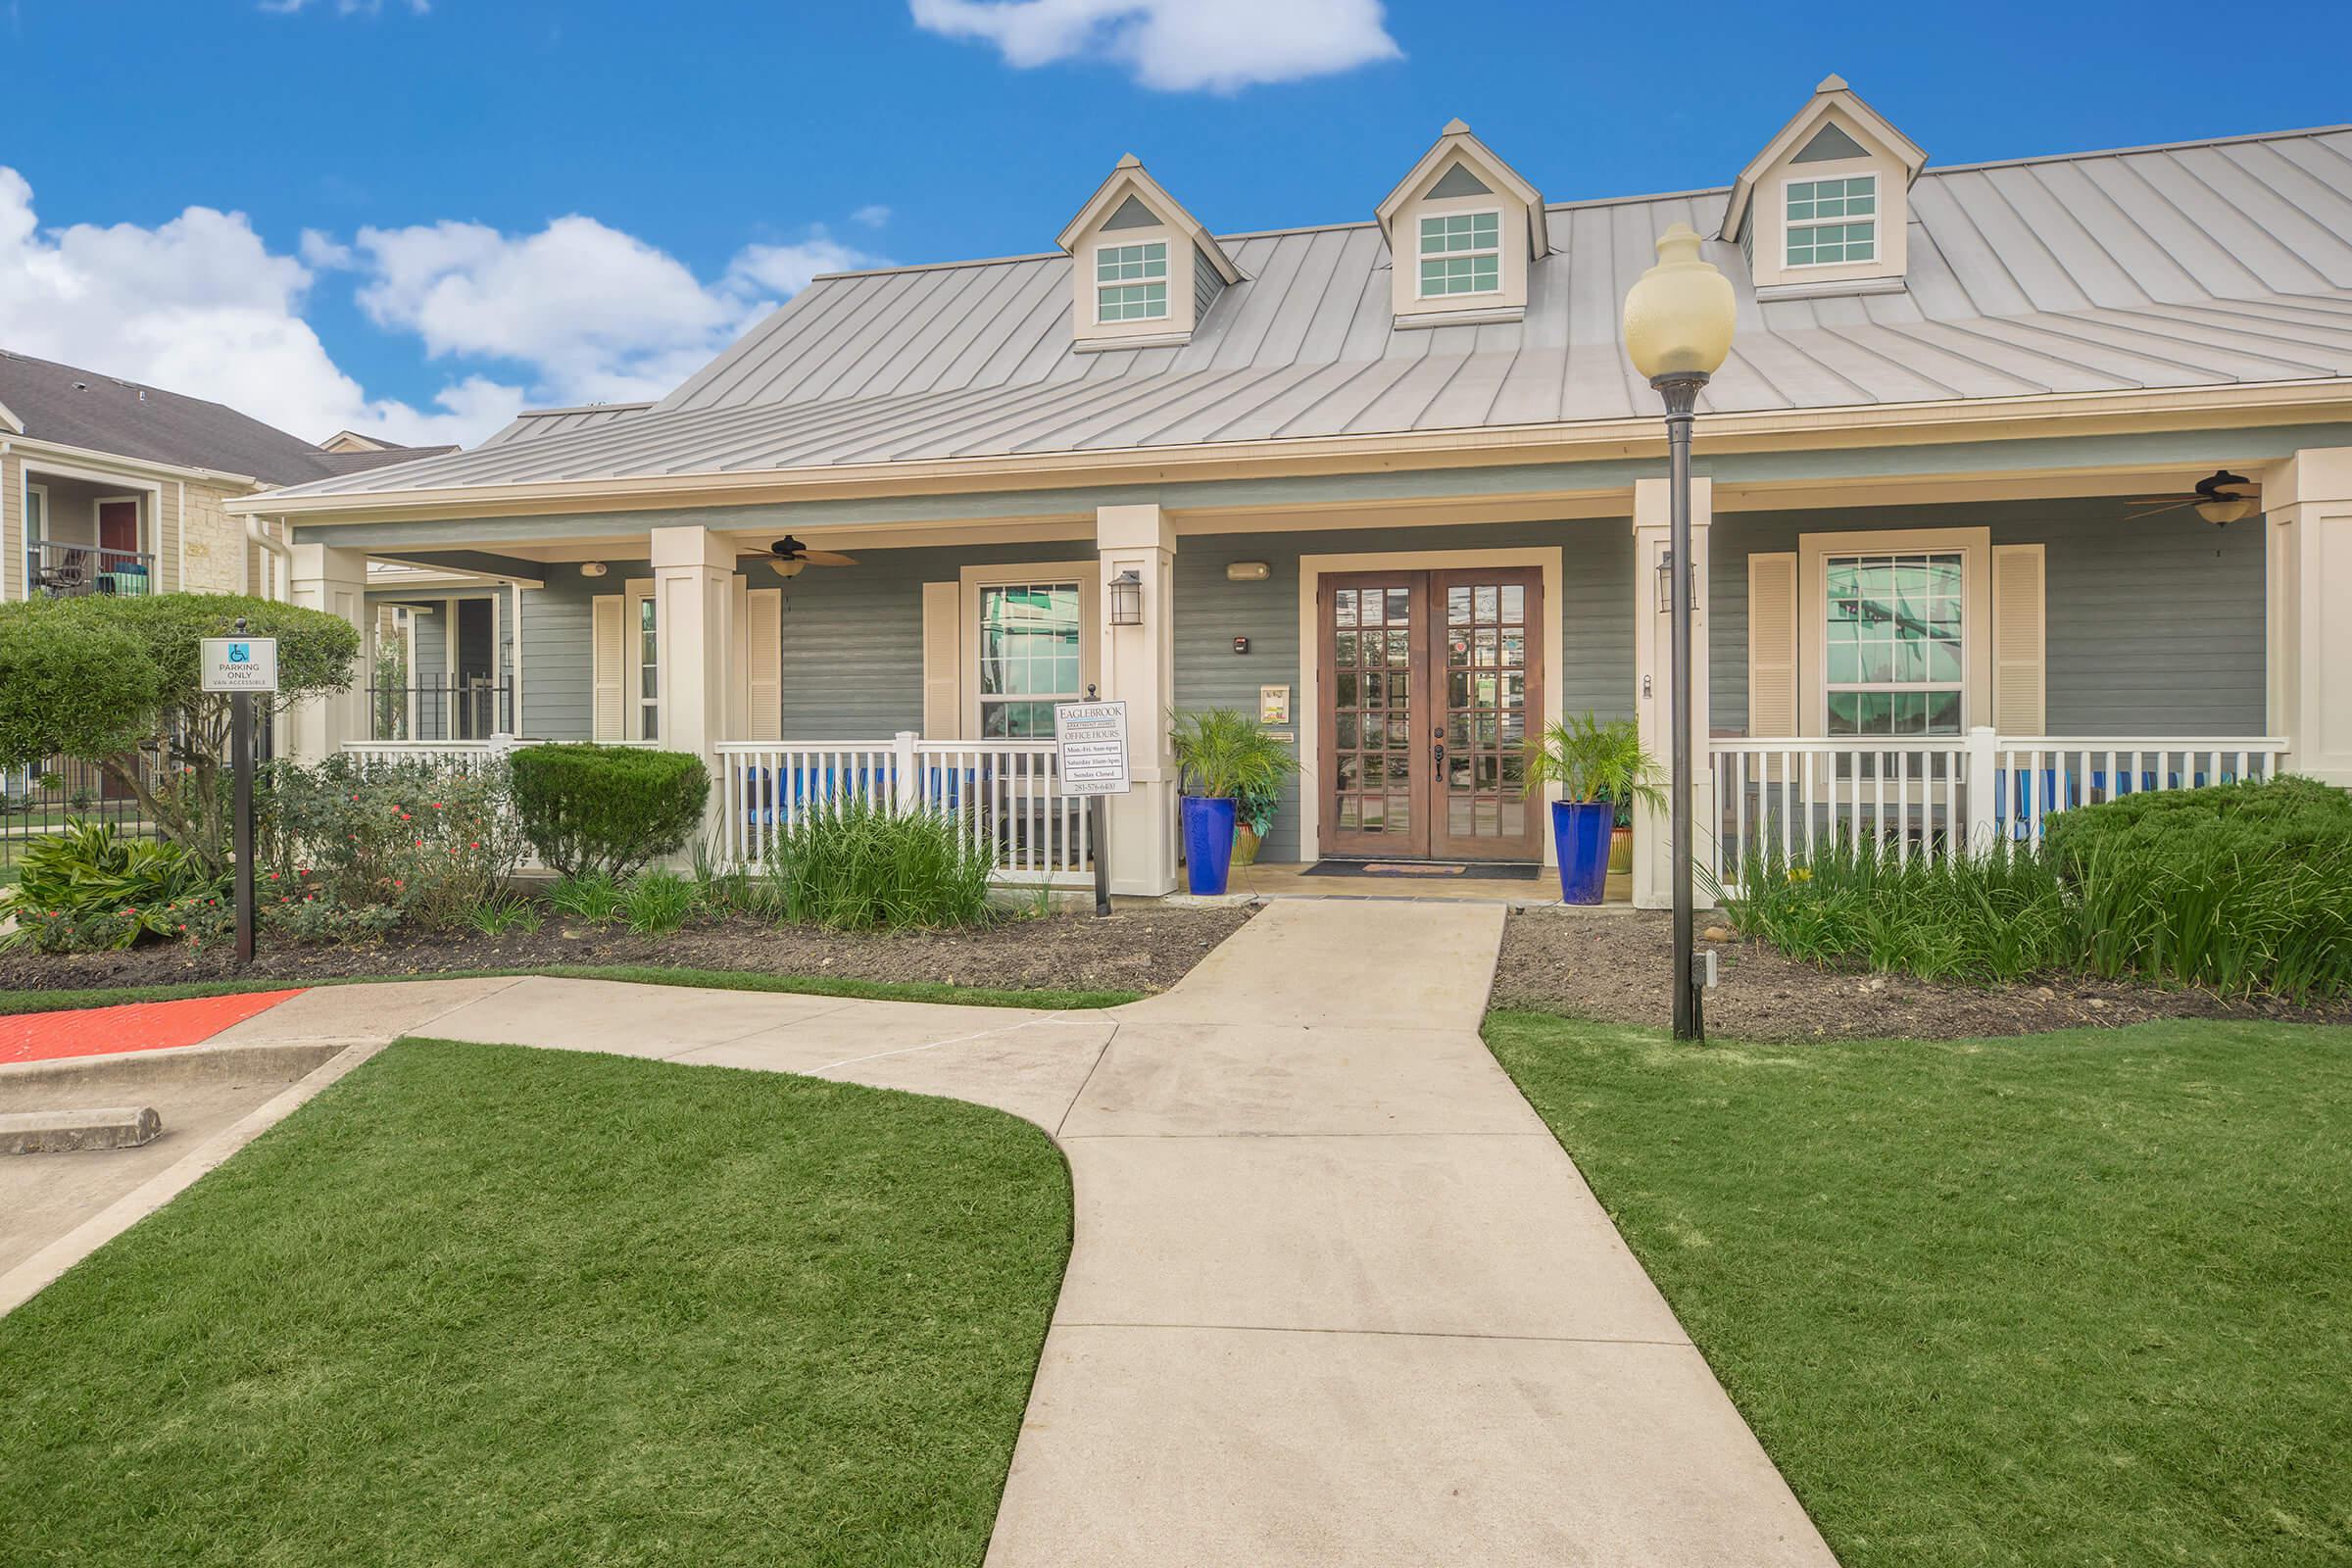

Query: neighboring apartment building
[[0, 350, 450, 604], [232, 79, 2352, 902]]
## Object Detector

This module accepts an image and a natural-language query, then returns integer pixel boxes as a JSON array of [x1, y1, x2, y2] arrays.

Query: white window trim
[[1795, 526, 1991, 739], [1092, 237, 1171, 325], [21, 482, 47, 597], [1781, 172, 1881, 272], [1821, 547, 1969, 738], [957, 561, 1099, 740], [1415, 205, 1504, 301], [625, 577, 657, 743]]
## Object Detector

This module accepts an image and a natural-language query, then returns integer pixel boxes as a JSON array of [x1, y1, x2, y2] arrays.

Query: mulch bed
[[1493, 909, 2346, 1042], [0, 906, 1255, 1001]]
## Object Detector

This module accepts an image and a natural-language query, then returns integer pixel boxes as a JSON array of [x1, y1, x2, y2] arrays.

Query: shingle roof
[[0, 350, 448, 486], [270, 124, 2352, 501]]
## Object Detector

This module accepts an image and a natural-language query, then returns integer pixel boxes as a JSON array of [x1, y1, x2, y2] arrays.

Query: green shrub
[[1726, 777, 2352, 1002], [510, 746, 710, 878], [618, 870, 701, 935], [262, 756, 525, 931], [0, 594, 360, 876], [0, 819, 222, 951], [262, 892, 403, 945], [760, 799, 993, 931], [466, 893, 544, 936], [547, 870, 625, 923], [2047, 777, 2352, 1002]]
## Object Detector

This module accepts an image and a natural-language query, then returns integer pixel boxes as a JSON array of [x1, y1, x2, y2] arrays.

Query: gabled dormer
[[1724, 74, 1927, 300], [1376, 120, 1550, 329], [1056, 155, 1243, 354]]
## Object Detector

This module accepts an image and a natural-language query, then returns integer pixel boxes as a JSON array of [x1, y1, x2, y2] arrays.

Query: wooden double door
[[1316, 567, 1544, 861]]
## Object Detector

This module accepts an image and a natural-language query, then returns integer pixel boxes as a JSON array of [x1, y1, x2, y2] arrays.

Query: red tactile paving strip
[[0, 991, 307, 1065]]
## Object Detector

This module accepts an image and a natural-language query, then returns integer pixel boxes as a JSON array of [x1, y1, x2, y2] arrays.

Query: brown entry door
[[1318, 567, 1544, 862]]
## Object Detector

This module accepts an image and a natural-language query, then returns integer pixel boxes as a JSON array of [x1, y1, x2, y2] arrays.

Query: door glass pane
[[1438, 576, 1533, 849], [1331, 581, 1412, 838]]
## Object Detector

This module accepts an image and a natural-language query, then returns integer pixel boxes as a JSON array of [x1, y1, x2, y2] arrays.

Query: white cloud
[[0, 165, 890, 450], [908, 0, 1400, 91], [0, 166, 508, 448], [852, 204, 893, 229]]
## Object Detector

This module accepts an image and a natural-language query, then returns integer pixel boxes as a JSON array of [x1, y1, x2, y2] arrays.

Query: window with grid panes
[[636, 596, 659, 741], [1444, 581, 1529, 840], [1095, 241, 1169, 322], [978, 583, 1082, 738], [1418, 210, 1500, 298], [1330, 585, 1415, 835], [1825, 553, 1964, 736], [1785, 174, 1877, 267]]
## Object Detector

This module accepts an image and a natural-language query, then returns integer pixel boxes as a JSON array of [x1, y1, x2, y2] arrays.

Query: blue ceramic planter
[[1551, 800, 1615, 904], [1181, 797, 1239, 896]]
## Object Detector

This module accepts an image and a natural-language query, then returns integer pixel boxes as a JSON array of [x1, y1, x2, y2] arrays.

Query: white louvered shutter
[[747, 588, 784, 742], [1747, 552, 1799, 736], [1992, 543, 2046, 735], [921, 582, 961, 739], [591, 594, 624, 742]]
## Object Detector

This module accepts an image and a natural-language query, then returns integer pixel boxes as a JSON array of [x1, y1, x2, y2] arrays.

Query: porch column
[[2265, 448, 2352, 787], [1096, 503, 1179, 896], [285, 541, 368, 761], [651, 524, 736, 839], [1631, 476, 1714, 909]]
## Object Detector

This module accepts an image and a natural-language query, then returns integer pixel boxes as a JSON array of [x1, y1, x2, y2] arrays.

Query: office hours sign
[[1053, 701, 1131, 796]]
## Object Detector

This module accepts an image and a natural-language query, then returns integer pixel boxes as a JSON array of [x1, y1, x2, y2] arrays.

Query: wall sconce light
[[580, 562, 609, 578], [1654, 551, 1696, 613], [1225, 561, 1271, 581], [1108, 568, 1145, 626]]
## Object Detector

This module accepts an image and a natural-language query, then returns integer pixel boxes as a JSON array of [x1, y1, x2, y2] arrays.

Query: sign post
[[1054, 695, 1131, 918], [202, 625, 279, 964]]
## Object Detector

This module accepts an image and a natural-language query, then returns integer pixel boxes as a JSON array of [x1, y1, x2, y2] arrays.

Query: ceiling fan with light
[[2124, 470, 2260, 527], [766, 535, 858, 578]]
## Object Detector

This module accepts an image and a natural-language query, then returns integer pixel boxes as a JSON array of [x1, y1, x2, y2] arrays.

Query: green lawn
[[0, 964, 1143, 1015], [1485, 1012, 2352, 1567], [0, 1041, 1071, 1567]]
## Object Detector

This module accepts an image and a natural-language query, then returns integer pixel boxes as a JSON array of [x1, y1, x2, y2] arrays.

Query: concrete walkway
[[20, 905, 1835, 1565]]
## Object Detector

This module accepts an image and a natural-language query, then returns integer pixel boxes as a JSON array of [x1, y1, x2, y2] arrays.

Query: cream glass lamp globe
[[1622, 222, 1737, 382]]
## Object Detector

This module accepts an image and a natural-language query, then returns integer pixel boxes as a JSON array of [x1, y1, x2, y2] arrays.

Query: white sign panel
[[200, 636, 280, 694], [1054, 700, 1131, 796]]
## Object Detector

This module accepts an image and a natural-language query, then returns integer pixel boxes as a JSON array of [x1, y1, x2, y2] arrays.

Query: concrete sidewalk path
[[125, 905, 1835, 1565]]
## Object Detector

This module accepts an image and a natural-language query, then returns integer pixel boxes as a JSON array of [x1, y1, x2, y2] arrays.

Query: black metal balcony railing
[[29, 541, 157, 598], [368, 676, 515, 743]]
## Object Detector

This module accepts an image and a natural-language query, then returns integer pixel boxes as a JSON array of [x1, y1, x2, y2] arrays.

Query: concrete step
[[3, 1107, 163, 1155]]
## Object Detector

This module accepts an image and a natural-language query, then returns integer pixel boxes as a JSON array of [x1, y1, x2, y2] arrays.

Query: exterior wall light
[[1622, 220, 1737, 1045], [1654, 549, 1698, 614], [580, 562, 609, 578], [1109, 568, 1145, 626], [1225, 561, 1271, 581]]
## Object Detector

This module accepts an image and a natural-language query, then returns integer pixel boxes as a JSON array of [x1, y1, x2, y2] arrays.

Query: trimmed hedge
[[509, 745, 710, 878]]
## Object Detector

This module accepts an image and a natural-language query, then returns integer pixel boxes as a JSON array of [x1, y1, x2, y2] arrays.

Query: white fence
[[716, 733, 1091, 886], [1708, 727, 2289, 890], [337, 738, 540, 773]]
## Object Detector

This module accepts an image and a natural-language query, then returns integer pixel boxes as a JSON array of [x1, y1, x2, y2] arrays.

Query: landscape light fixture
[[1622, 220, 1737, 1043]]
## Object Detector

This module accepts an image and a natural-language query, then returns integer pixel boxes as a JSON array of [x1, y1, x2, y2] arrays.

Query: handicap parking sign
[[201, 636, 279, 693]]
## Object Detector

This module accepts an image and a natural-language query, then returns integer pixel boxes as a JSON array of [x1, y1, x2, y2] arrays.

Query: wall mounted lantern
[[1108, 568, 1145, 626], [1654, 550, 1698, 614]]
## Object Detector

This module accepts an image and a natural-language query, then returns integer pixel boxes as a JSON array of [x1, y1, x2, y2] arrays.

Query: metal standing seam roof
[[473, 401, 656, 448], [272, 125, 2352, 501]]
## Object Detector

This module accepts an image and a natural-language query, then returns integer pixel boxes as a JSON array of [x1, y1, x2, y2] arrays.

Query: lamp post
[[1623, 221, 1737, 1042]]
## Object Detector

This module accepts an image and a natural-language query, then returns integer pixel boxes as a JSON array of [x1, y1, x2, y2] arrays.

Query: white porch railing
[[1708, 728, 2288, 890], [715, 733, 1092, 886], [338, 737, 540, 773]]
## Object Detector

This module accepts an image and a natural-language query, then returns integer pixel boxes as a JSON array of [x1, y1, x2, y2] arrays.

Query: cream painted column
[[2265, 448, 2352, 787], [1631, 476, 1714, 909], [286, 541, 368, 761], [1096, 503, 1179, 896], [651, 525, 737, 840]]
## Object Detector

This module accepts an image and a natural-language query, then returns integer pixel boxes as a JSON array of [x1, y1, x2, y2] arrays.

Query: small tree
[[0, 593, 361, 876]]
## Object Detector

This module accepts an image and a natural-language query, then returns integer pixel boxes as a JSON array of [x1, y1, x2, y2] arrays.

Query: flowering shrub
[[10, 888, 235, 954], [0, 819, 224, 952], [263, 756, 526, 932]]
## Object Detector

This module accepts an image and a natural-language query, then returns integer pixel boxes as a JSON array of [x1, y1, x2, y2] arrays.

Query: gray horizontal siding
[[1709, 496, 2267, 737]]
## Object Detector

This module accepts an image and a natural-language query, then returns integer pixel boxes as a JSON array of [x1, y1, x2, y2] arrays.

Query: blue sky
[[2, 0, 2347, 445]]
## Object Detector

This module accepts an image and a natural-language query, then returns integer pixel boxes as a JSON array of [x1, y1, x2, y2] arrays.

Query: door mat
[[1302, 859, 1543, 881]]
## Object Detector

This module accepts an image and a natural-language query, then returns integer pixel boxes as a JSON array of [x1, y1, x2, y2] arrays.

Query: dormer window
[[1783, 174, 1877, 268], [1096, 241, 1170, 322], [1056, 155, 1243, 353], [1376, 121, 1549, 328], [1418, 211, 1501, 298], [1724, 76, 1925, 300]]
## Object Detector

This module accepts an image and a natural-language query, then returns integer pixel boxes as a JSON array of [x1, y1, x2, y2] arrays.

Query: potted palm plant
[[1171, 709, 1298, 896], [1523, 712, 1663, 904]]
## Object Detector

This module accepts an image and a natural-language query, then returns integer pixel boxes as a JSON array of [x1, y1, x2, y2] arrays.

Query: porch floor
[[1190, 860, 1640, 908]]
